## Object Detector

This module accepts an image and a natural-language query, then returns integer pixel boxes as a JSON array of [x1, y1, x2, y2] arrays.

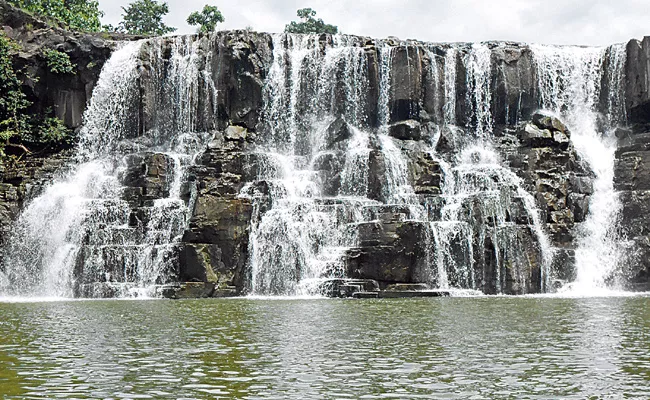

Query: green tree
[[284, 8, 338, 34], [187, 5, 224, 33], [119, 0, 176, 36], [7, 0, 104, 32]]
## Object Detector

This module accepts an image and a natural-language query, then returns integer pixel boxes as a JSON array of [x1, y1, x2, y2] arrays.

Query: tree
[[284, 8, 338, 34], [119, 0, 176, 36], [187, 5, 224, 33], [7, 0, 104, 32]]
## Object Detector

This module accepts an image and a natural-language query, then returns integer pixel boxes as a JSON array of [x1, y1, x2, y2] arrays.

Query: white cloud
[[98, 0, 649, 45]]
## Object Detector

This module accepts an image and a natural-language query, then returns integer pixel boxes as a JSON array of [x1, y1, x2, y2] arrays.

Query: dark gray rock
[[388, 120, 422, 140], [345, 221, 427, 284], [625, 37, 650, 124]]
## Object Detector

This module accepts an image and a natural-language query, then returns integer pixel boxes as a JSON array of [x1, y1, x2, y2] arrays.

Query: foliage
[[0, 34, 73, 157], [42, 48, 76, 74], [7, 0, 104, 32], [187, 5, 224, 33], [119, 0, 176, 36], [0, 33, 30, 155], [38, 116, 72, 144], [284, 8, 338, 34]]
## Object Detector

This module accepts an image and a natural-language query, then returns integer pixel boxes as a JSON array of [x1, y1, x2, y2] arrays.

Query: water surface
[[1, 296, 649, 399]]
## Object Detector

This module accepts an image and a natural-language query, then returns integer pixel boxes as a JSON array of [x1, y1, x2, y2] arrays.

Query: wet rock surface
[[3, 10, 650, 298]]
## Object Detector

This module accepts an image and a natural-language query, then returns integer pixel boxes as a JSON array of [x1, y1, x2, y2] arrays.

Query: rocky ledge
[[2, 4, 650, 296]]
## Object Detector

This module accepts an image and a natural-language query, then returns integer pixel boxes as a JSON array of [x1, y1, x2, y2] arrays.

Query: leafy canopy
[[7, 0, 104, 32], [187, 5, 224, 33], [284, 8, 338, 34], [119, 0, 176, 36]]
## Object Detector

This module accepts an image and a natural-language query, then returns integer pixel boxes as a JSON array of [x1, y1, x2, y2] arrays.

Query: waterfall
[[245, 34, 377, 295], [531, 44, 626, 291], [0, 31, 634, 298], [0, 36, 217, 298], [443, 47, 458, 126], [245, 36, 556, 296], [464, 43, 493, 138]]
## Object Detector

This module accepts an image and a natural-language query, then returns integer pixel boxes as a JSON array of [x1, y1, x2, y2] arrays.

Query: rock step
[[378, 290, 451, 298], [351, 289, 452, 299], [352, 291, 379, 299], [385, 283, 429, 291], [158, 283, 239, 299]]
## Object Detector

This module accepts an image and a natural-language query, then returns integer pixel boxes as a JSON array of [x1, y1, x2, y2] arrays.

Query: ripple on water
[[0, 297, 649, 399]]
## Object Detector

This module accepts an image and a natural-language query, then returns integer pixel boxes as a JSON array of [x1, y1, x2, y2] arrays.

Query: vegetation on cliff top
[[187, 5, 224, 33], [115, 0, 176, 35], [6, 0, 104, 32], [285, 8, 338, 34], [7, 1, 342, 37]]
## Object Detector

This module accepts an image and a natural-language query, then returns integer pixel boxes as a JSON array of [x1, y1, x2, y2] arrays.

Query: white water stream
[[532, 44, 627, 292]]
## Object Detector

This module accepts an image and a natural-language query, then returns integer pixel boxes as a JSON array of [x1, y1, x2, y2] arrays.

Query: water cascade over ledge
[[0, 31, 640, 298]]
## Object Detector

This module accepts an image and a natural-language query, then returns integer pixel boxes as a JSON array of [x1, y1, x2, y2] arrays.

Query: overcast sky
[[98, 0, 648, 46]]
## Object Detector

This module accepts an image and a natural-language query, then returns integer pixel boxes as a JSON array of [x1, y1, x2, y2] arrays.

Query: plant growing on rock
[[187, 5, 224, 33], [118, 0, 176, 36], [0, 34, 74, 157], [42, 48, 76, 74], [284, 8, 338, 34], [0, 33, 30, 156], [38, 116, 72, 144], [7, 0, 104, 32]]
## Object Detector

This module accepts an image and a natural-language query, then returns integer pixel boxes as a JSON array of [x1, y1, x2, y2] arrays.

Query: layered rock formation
[[2, 0, 650, 297]]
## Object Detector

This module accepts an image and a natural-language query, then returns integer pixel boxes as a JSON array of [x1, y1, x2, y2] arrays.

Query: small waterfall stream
[[531, 44, 627, 292]]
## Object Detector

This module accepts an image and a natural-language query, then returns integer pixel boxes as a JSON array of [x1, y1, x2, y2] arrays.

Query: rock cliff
[[2, 0, 650, 296]]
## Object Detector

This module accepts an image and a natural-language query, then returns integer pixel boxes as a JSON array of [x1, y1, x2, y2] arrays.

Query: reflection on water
[[0, 297, 649, 399]]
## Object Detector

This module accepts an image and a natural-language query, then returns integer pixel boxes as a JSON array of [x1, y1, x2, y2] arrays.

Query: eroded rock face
[[346, 220, 427, 285], [614, 129, 650, 290], [626, 37, 650, 125], [5, 5, 650, 297]]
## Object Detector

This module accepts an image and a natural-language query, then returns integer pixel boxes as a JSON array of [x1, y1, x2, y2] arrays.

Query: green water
[[1, 296, 649, 399]]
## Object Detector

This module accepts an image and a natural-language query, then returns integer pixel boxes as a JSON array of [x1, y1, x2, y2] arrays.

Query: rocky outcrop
[[626, 37, 650, 125], [508, 114, 593, 284], [180, 127, 257, 294], [0, 0, 129, 129], [5, 9, 650, 297], [614, 131, 650, 290]]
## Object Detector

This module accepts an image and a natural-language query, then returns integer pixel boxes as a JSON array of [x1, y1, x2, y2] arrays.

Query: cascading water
[[422, 43, 553, 293], [531, 44, 627, 292], [0, 30, 634, 298], [244, 34, 379, 295], [245, 36, 555, 296], [0, 36, 217, 298], [464, 43, 493, 138]]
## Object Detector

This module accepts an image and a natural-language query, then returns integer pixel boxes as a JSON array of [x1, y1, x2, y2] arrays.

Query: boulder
[[388, 120, 422, 140], [324, 117, 353, 149], [345, 221, 426, 284]]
